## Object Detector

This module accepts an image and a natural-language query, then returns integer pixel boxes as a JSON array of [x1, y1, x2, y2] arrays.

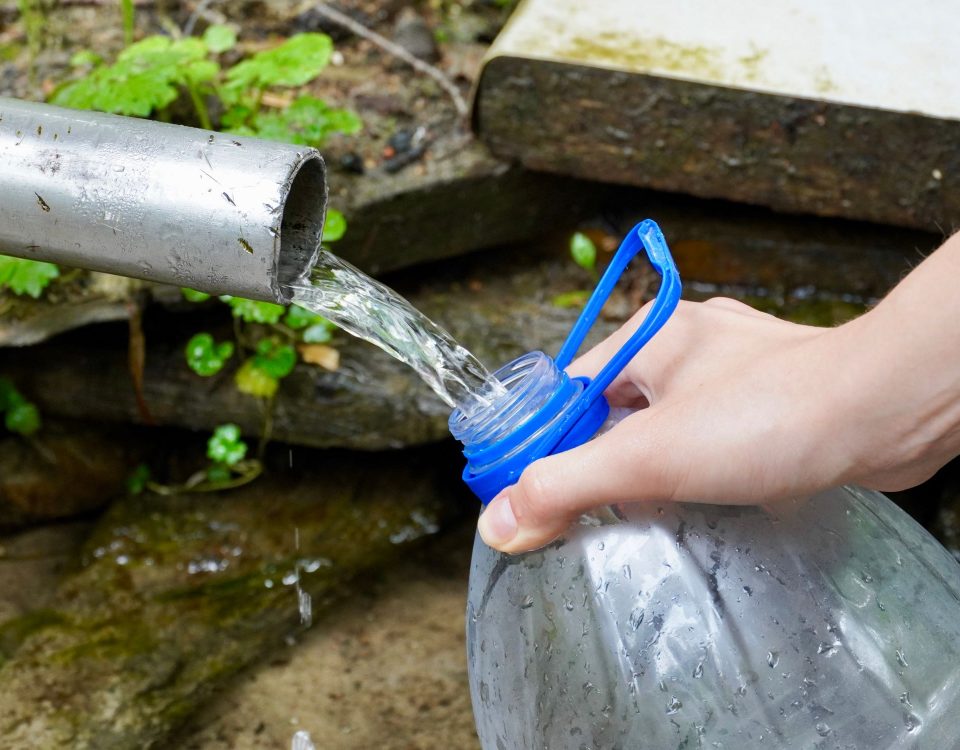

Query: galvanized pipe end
[[276, 153, 327, 301], [0, 98, 331, 303]]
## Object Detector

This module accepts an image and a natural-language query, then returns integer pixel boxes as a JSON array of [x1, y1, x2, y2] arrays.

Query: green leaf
[[551, 290, 591, 309], [51, 34, 213, 117], [207, 423, 247, 466], [235, 359, 278, 398], [181, 288, 211, 303], [284, 306, 336, 342], [70, 50, 103, 67], [202, 24, 237, 54], [6, 400, 40, 436], [0, 256, 59, 298], [570, 232, 597, 274], [242, 96, 361, 149], [283, 304, 317, 330], [222, 296, 285, 324], [127, 463, 151, 495], [225, 33, 333, 90], [252, 338, 296, 379], [322, 208, 347, 243], [185, 332, 234, 376]]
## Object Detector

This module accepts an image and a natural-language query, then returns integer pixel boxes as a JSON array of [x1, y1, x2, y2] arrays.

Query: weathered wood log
[[0, 447, 464, 750], [475, 0, 960, 233], [0, 251, 609, 450]]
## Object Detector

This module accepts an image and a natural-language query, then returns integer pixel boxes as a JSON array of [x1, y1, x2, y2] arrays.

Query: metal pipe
[[0, 97, 327, 303]]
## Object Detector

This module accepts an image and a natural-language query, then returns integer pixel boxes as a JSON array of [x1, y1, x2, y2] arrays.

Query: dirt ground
[[175, 519, 482, 750]]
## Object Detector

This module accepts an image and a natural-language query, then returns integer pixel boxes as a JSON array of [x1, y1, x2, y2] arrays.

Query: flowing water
[[283, 249, 506, 417]]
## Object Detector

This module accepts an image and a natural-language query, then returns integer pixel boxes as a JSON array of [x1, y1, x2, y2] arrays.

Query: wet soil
[[177, 520, 481, 750]]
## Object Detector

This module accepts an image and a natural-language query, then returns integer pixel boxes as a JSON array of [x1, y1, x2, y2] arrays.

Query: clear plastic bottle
[[449, 222, 960, 750]]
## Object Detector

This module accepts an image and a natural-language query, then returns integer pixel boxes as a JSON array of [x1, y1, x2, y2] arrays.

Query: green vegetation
[[552, 231, 599, 309], [0, 378, 40, 436], [0, 256, 59, 298], [51, 28, 361, 147], [569, 231, 598, 276], [185, 333, 235, 377]]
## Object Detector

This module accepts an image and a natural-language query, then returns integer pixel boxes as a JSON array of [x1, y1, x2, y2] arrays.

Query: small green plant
[[569, 232, 598, 277], [119, 0, 135, 46], [52, 29, 361, 148], [552, 232, 599, 309], [0, 256, 59, 298], [185, 333, 234, 376], [0, 378, 41, 436], [126, 422, 262, 495]]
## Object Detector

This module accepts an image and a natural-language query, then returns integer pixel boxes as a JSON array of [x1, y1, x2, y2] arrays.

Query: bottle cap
[[450, 219, 682, 504]]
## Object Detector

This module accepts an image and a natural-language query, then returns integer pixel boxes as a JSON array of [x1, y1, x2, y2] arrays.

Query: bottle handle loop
[[555, 219, 682, 405]]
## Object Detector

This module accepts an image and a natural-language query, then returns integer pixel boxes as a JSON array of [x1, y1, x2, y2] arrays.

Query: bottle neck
[[450, 351, 605, 503]]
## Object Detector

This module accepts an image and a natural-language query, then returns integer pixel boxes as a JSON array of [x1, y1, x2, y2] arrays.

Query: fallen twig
[[311, 2, 470, 121]]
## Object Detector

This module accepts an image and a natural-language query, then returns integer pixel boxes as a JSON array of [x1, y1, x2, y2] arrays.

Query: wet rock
[[0, 523, 90, 625], [0, 422, 144, 531], [0, 448, 464, 749]]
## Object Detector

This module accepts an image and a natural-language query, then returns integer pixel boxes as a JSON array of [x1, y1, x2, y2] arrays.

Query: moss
[[0, 42, 24, 63], [562, 33, 722, 79], [0, 609, 69, 661]]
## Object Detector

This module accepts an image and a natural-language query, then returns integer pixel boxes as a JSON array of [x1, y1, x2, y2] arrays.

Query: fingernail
[[478, 495, 517, 547]]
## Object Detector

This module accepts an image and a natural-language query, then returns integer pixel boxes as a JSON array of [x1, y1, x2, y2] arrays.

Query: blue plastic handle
[[555, 219, 681, 404]]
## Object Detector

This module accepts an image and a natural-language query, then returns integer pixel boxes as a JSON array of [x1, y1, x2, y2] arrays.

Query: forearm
[[832, 231, 960, 489]]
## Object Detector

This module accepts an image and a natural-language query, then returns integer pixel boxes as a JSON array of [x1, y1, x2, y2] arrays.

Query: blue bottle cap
[[450, 219, 682, 504]]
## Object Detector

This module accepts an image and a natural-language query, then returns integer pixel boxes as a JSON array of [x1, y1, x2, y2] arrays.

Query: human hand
[[475, 298, 846, 552], [477, 232, 960, 554]]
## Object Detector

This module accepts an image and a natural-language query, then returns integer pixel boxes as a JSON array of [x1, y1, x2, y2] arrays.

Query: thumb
[[477, 411, 670, 553]]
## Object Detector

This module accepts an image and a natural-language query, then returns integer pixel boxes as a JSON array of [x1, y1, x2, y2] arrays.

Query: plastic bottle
[[449, 221, 960, 750]]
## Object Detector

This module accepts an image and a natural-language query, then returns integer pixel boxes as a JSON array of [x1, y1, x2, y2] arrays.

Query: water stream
[[283, 249, 506, 417]]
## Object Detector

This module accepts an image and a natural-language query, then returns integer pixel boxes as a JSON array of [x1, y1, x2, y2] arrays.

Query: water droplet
[[629, 607, 645, 630], [766, 651, 779, 668], [298, 589, 312, 627], [582, 681, 595, 696], [742, 585, 753, 596], [291, 730, 315, 750], [896, 649, 908, 668], [876, 595, 885, 611], [479, 682, 489, 703], [597, 541, 605, 551], [693, 662, 704, 679], [563, 597, 574, 611], [666, 697, 683, 715], [519, 595, 534, 609], [622, 564, 632, 580], [900, 691, 912, 707], [904, 713, 921, 732], [816, 722, 831, 737], [861, 571, 874, 583], [817, 641, 839, 657]]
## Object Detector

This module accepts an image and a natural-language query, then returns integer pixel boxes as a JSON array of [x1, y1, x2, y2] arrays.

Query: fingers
[[477, 411, 669, 553]]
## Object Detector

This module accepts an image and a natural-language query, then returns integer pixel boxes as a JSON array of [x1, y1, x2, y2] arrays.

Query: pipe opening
[[277, 154, 327, 300]]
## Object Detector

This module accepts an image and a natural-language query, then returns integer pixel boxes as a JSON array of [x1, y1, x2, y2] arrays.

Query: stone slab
[[474, 0, 960, 231]]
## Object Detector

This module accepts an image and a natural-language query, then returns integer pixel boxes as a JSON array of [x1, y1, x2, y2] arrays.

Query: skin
[[479, 231, 960, 554]]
